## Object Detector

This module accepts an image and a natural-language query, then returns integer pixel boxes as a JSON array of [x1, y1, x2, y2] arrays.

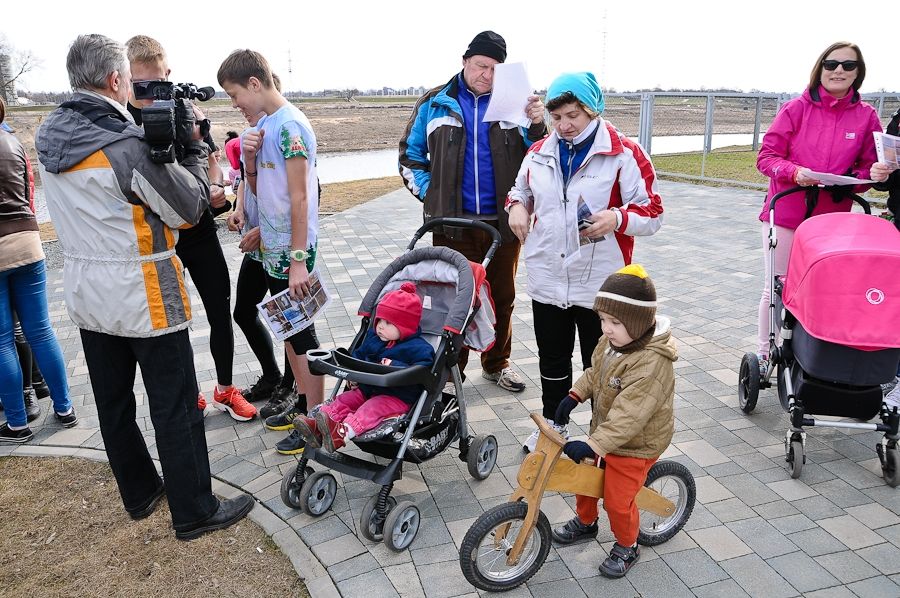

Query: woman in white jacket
[[507, 72, 664, 452]]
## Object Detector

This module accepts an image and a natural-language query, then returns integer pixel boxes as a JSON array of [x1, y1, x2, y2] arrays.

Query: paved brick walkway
[[3, 180, 900, 598]]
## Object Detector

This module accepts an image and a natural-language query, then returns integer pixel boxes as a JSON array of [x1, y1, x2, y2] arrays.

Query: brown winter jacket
[[0, 129, 38, 237], [570, 317, 678, 459]]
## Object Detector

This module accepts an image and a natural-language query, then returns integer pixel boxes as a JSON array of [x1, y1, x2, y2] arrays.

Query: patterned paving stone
[[814, 550, 882, 584], [15, 182, 900, 597], [661, 548, 731, 588], [719, 553, 800, 598]]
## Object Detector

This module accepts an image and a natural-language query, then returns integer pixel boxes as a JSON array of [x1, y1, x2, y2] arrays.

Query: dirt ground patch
[[320, 175, 404, 214], [36, 176, 404, 242], [0, 456, 308, 598], [7, 100, 415, 187]]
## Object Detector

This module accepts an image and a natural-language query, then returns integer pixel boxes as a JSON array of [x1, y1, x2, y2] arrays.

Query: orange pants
[[575, 453, 657, 547]]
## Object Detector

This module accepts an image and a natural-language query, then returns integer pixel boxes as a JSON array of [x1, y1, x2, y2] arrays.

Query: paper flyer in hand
[[805, 171, 873, 186], [257, 270, 331, 342], [482, 62, 533, 128], [874, 131, 900, 170]]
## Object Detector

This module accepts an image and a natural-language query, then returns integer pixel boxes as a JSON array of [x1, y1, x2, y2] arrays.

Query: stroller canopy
[[783, 213, 900, 350], [358, 246, 496, 352]]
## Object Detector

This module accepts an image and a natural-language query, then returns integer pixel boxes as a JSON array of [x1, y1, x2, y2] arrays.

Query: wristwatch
[[289, 248, 309, 262]]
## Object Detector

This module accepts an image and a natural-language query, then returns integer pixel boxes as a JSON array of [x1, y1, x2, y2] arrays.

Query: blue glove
[[563, 440, 597, 463], [554, 396, 579, 426]]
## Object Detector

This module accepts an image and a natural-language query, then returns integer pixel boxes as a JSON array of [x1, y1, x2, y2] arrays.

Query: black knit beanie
[[463, 31, 507, 63], [594, 264, 657, 352]]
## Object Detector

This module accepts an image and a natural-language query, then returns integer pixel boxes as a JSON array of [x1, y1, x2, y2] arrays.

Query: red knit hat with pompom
[[376, 282, 423, 339]]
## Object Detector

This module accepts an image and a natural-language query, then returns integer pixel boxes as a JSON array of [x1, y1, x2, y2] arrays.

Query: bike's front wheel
[[458, 501, 551, 592]]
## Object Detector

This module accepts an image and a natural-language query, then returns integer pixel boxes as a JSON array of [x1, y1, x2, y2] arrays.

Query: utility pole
[[600, 9, 608, 80], [287, 47, 293, 99]]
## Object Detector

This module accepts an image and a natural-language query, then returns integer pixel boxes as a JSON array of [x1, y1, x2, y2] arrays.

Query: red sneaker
[[212, 386, 257, 421], [314, 410, 345, 452], [197, 392, 207, 411], [293, 415, 321, 448]]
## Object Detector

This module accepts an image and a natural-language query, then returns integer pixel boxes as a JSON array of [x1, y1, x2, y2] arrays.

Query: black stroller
[[280, 218, 502, 550], [739, 186, 900, 485]]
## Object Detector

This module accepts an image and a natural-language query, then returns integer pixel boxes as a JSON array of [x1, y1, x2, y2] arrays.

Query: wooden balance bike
[[459, 414, 696, 592]]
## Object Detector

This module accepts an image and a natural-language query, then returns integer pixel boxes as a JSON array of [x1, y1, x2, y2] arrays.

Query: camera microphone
[[195, 87, 217, 101]]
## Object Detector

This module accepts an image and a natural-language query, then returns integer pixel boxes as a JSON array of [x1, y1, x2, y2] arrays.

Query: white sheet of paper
[[482, 62, 532, 128], [806, 171, 873, 186]]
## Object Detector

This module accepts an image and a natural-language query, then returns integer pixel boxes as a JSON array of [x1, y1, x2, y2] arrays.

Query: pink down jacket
[[757, 85, 882, 230]]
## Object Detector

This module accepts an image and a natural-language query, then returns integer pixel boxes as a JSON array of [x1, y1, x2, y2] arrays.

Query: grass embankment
[[653, 148, 888, 205], [653, 147, 768, 187]]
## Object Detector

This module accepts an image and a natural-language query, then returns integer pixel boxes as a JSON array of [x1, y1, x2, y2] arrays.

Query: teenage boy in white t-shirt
[[218, 50, 324, 455]]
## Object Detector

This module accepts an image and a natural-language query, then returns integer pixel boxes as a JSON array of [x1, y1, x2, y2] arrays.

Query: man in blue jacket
[[399, 31, 547, 393]]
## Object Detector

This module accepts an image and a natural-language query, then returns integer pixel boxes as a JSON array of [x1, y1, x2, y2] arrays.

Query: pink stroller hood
[[782, 213, 900, 350]]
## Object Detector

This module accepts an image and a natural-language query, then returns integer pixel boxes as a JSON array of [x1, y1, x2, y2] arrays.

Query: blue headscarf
[[546, 72, 604, 114]]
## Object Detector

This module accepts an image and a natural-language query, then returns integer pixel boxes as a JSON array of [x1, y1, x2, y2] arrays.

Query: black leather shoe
[[599, 543, 640, 578], [128, 483, 166, 520], [552, 516, 599, 544], [174, 494, 255, 541]]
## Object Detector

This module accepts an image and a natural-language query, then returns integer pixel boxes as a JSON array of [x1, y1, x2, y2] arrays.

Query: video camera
[[133, 80, 216, 164]]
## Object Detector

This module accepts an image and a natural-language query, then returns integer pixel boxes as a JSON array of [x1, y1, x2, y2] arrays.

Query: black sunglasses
[[822, 60, 858, 72]]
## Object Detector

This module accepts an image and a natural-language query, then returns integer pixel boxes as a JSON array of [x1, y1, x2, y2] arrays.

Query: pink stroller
[[739, 187, 900, 485]]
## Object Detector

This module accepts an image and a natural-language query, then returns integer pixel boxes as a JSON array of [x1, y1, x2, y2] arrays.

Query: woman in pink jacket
[[754, 41, 882, 373]]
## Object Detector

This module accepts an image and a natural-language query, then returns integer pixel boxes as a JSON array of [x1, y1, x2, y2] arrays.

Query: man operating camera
[[125, 35, 256, 421], [35, 34, 253, 539]]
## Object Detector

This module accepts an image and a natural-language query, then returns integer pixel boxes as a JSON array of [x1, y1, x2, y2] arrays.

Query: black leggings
[[14, 321, 32, 390], [532, 300, 602, 420], [176, 228, 234, 386], [233, 254, 281, 379]]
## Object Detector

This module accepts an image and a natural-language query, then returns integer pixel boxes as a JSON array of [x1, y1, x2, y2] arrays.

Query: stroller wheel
[[467, 434, 498, 480], [383, 501, 420, 552], [459, 501, 551, 592], [299, 471, 337, 517], [883, 447, 900, 488], [738, 353, 760, 414], [787, 440, 804, 479], [280, 465, 314, 509], [638, 460, 696, 546], [360, 494, 397, 542]]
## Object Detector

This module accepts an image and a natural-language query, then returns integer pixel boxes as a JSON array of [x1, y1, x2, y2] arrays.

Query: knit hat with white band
[[593, 264, 657, 352]]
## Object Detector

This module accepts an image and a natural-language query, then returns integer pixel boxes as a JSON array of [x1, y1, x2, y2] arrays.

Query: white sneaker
[[522, 418, 569, 453], [483, 367, 526, 392]]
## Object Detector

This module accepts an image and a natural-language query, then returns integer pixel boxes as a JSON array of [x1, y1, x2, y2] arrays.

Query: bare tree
[[344, 88, 359, 102], [0, 35, 42, 101]]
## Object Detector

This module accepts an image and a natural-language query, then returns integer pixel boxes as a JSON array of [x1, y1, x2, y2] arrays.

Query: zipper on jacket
[[562, 139, 577, 308], [449, 128, 455, 145], [473, 95, 481, 215], [563, 141, 576, 202]]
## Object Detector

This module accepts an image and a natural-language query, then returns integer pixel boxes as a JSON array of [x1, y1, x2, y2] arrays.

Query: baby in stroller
[[294, 282, 435, 452]]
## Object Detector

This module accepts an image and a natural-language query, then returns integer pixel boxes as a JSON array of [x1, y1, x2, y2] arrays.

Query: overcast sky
[[4, 0, 898, 95]]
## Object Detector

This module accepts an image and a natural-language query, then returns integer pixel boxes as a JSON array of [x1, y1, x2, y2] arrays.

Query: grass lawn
[[653, 148, 888, 206], [653, 147, 768, 187], [0, 456, 308, 598]]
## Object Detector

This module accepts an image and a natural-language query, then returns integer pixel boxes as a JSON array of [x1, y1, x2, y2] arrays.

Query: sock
[[56, 408, 73, 416], [8, 423, 28, 431], [216, 384, 232, 393]]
